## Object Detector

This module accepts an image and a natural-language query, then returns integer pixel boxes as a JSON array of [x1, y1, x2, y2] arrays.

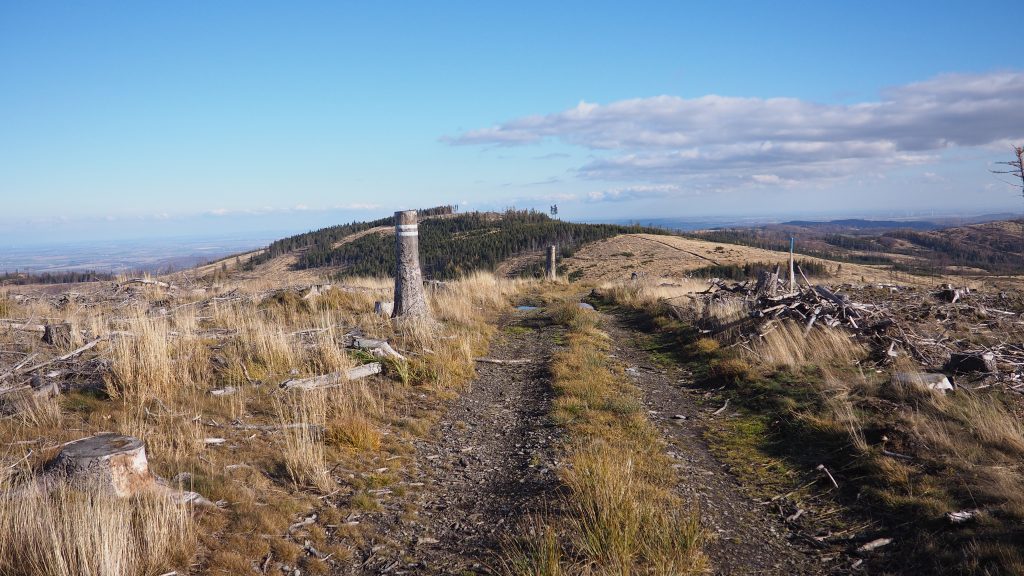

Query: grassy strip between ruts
[[501, 300, 706, 576]]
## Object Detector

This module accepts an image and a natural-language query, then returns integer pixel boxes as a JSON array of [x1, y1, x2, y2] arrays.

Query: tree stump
[[946, 352, 998, 374], [374, 300, 394, 316], [47, 433, 155, 497], [546, 245, 557, 281], [392, 210, 431, 322], [43, 322, 73, 348]]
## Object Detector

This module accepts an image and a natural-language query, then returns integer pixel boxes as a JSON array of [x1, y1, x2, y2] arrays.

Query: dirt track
[[349, 306, 827, 575], [352, 310, 562, 574], [603, 314, 824, 575]]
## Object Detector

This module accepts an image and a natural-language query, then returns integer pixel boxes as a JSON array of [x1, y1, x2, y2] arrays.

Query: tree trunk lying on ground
[[120, 278, 174, 289], [280, 363, 382, 390], [0, 319, 46, 333]]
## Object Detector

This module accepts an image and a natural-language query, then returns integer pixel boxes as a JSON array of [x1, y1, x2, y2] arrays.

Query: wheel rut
[[353, 312, 562, 575], [602, 312, 825, 576]]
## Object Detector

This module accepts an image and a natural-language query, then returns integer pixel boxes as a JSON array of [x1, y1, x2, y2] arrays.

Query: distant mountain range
[[596, 213, 1019, 232]]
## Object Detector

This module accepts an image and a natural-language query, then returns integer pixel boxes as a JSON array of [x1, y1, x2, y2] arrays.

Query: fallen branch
[[816, 464, 839, 488], [0, 353, 39, 381], [349, 337, 405, 361], [474, 357, 533, 365], [0, 320, 46, 333], [280, 363, 382, 390], [13, 338, 102, 377]]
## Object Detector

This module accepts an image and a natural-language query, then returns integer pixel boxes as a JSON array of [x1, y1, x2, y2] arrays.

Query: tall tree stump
[[43, 322, 73, 348], [46, 433, 155, 497], [392, 210, 431, 322], [546, 245, 557, 281]]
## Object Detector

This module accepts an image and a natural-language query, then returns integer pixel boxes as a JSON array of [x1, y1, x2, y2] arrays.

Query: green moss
[[704, 414, 801, 500]]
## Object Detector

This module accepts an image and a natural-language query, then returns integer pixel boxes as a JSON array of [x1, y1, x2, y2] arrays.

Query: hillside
[[233, 208, 665, 281], [562, 233, 938, 286], [688, 218, 1024, 276]]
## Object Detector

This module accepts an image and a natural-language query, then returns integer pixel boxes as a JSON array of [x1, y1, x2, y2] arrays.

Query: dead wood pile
[[685, 269, 1024, 386]]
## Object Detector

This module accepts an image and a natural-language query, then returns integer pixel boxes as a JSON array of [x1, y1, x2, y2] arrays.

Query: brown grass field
[[3, 228, 1024, 575]]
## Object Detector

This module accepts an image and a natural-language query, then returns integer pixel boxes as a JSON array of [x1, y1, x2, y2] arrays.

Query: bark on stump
[[546, 245, 557, 281], [46, 433, 155, 496], [43, 322, 73, 348], [392, 210, 431, 322]]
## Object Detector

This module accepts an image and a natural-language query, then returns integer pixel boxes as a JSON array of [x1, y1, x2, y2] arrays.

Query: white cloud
[[587, 184, 681, 202], [446, 71, 1024, 186]]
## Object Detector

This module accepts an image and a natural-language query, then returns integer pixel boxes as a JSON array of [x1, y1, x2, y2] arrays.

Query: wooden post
[[546, 245, 557, 281], [392, 210, 431, 321], [788, 237, 795, 293]]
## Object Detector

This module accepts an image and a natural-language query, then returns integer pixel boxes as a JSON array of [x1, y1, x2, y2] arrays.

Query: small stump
[[946, 352, 998, 375], [47, 433, 155, 497], [43, 322, 73, 348]]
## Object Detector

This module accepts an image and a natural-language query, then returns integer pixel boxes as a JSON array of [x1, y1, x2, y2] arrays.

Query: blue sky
[[2, 1, 1022, 243]]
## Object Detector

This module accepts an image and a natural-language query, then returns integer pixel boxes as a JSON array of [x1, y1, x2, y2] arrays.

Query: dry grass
[[105, 312, 175, 403], [595, 278, 709, 312], [745, 321, 866, 369], [507, 299, 705, 575], [0, 479, 195, 576], [275, 390, 334, 492], [0, 271, 524, 574]]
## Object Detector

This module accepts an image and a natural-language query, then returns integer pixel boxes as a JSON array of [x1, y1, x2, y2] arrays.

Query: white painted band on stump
[[398, 231, 419, 237], [397, 224, 418, 231]]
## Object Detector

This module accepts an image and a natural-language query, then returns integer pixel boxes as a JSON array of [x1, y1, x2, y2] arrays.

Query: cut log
[[43, 323, 73, 348], [280, 363, 383, 390], [945, 352, 998, 374], [936, 284, 963, 303], [0, 320, 46, 333], [302, 284, 332, 301], [120, 278, 174, 289], [894, 372, 953, 393], [374, 301, 394, 316], [46, 433, 155, 497]]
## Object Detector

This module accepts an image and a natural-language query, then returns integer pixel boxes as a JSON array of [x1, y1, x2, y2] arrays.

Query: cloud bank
[[447, 72, 1024, 187]]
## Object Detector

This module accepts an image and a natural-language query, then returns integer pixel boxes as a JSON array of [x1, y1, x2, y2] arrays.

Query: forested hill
[[247, 208, 666, 280], [245, 205, 457, 269]]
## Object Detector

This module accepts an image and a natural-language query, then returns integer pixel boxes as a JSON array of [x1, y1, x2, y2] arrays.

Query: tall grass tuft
[[106, 312, 174, 404], [275, 390, 334, 492], [0, 480, 195, 576]]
